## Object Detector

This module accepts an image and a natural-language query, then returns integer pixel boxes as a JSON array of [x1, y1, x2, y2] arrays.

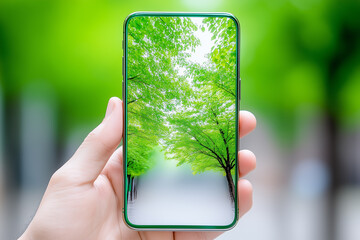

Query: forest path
[[127, 147, 234, 226]]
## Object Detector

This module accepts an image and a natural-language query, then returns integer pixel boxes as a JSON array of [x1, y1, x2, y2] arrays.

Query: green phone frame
[[122, 11, 241, 231]]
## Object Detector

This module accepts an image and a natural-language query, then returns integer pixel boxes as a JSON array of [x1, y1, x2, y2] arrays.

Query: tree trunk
[[225, 167, 235, 201], [127, 175, 133, 201], [128, 176, 137, 201], [133, 177, 138, 199]]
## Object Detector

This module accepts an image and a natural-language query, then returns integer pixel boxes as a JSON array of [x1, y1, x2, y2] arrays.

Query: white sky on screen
[[177, 17, 215, 76], [189, 17, 214, 64], [161, 17, 216, 127]]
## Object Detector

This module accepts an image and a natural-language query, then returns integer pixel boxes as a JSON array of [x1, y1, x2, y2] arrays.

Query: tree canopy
[[126, 16, 238, 199], [126, 16, 200, 177]]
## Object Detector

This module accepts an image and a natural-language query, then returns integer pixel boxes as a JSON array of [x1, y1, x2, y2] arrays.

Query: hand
[[19, 97, 256, 240]]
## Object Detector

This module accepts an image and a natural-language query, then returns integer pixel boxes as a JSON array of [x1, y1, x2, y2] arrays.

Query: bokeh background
[[0, 0, 359, 239]]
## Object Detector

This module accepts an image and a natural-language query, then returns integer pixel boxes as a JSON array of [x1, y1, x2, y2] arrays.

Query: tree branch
[[128, 97, 142, 104], [215, 82, 236, 97], [128, 74, 141, 80], [189, 132, 226, 169], [210, 108, 231, 167]]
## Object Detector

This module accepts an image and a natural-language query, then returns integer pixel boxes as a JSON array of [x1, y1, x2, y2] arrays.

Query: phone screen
[[123, 13, 239, 229]]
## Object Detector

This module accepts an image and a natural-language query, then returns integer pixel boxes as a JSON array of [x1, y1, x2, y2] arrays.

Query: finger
[[63, 97, 123, 184], [101, 147, 124, 201], [239, 111, 256, 138], [238, 150, 256, 177], [175, 231, 222, 240], [238, 179, 253, 217], [139, 232, 173, 240]]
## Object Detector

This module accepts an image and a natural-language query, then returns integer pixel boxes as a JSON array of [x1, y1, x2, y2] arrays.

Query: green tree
[[126, 16, 199, 199], [163, 17, 238, 199], [163, 83, 237, 199]]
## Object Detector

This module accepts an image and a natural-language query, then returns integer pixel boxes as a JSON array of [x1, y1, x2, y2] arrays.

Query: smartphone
[[122, 12, 240, 230]]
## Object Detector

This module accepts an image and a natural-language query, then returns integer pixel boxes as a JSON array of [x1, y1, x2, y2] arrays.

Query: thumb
[[62, 97, 123, 184]]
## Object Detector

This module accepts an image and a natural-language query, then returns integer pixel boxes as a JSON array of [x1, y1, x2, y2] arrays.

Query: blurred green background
[[0, 0, 359, 239]]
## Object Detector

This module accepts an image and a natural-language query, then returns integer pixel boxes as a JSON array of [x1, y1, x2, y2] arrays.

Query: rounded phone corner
[[222, 12, 240, 30], [123, 211, 141, 230], [123, 12, 142, 33], [223, 214, 239, 231]]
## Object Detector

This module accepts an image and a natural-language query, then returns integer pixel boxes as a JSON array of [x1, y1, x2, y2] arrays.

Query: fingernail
[[105, 98, 116, 119]]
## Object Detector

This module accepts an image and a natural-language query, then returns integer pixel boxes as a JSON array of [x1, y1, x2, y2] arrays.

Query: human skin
[[19, 97, 256, 240]]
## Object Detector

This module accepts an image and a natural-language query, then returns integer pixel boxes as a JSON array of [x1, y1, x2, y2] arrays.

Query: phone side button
[[122, 56, 125, 80], [122, 56, 125, 100], [238, 77, 241, 101]]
